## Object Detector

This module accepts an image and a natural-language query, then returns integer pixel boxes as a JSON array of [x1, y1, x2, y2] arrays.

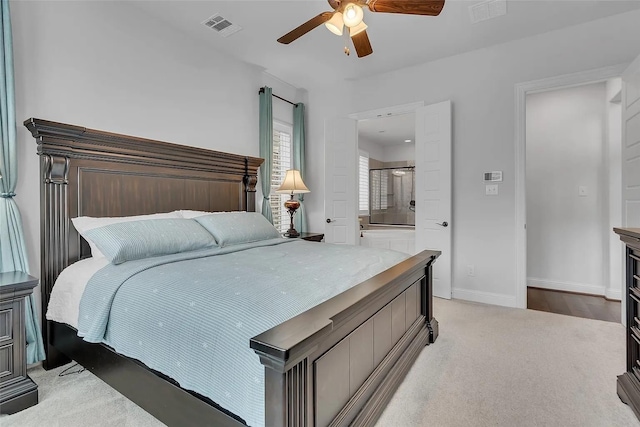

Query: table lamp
[[275, 169, 310, 237]]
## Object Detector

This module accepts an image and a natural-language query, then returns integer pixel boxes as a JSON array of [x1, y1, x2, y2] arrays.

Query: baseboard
[[452, 288, 517, 308], [527, 277, 605, 296], [605, 288, 623, 301]]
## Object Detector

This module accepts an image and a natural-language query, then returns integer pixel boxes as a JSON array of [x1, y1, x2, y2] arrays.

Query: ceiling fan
[[277, 0, 446, 58]]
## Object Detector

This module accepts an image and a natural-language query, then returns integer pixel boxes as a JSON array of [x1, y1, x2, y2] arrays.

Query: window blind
[[271, 124, 292, 233], [359, 154, 369, 214], [371, 169, 389, 211]]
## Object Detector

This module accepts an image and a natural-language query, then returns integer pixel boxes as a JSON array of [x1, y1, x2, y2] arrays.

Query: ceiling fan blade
[[277, 12, 335, 44], [351, 30, 373, 58], [367, 0, 445, 16]]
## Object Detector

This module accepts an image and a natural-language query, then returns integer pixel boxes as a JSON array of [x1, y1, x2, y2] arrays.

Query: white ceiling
[[358, 112, 415, 146], [128, 1, 640, 88]]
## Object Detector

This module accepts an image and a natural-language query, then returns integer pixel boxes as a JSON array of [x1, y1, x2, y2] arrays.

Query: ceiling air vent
[[469, 0, 507, 24], [202, 13, 242, 38]]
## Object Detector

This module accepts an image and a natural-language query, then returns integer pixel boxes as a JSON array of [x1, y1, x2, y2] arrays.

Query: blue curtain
[[293, 103, 307, 233], [259, 87, 274, 223], [0, 0, 45, 364]]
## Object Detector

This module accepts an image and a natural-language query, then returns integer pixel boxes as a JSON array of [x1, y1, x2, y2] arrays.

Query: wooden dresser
[[614, 227, 640, 420], [0, 271, 39, 414]]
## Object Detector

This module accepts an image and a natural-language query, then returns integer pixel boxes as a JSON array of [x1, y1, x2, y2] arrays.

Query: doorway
[[514, 65, 625, 321], [357, 112, 416, 255], [525, 82, 622, 323], [324, 101, 453, 299]]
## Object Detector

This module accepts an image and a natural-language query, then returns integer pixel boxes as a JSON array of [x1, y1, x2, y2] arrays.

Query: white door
[[622, 54, 640, 228], [324, 117, 358, 244], [415, 101, 453, 299]]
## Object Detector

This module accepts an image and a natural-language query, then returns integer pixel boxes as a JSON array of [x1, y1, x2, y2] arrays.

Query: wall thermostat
[[484, 171, 503, 182]]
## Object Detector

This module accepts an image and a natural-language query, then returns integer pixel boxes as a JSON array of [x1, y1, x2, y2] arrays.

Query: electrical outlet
[[486, 185, 498, 196], [467, 265, 475, 276]]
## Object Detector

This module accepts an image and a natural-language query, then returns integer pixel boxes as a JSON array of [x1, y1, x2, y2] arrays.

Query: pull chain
[[343, 26, 350, 56]]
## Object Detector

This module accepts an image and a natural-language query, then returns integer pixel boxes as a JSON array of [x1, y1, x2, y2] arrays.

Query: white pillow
[[71, 211, 181, 258], [177, 210, 245, 219]]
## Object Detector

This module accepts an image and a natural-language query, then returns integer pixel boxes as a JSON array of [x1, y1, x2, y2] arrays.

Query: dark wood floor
[[527, 287, 621, 323]]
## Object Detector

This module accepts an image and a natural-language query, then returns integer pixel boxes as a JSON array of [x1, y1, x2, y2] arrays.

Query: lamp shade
[[342, 3, 364, 28], [325, 12, 344, 36], [276, 169, 310, 194], [349, 21, 368, 37]]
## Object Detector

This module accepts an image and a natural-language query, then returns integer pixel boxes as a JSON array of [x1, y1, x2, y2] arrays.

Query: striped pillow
[[85, 219, 216, 265], [72, 211, 181, 259], [195, 212, 281, 247]]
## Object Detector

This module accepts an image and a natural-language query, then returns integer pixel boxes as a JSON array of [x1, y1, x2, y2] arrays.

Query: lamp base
[[284, 228, 300, 238], [284, 194, 300, 238]]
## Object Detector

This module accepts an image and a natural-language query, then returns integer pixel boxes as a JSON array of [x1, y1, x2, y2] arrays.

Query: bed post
[[425, 256, 439, 343], [257, 354, 310, 427], [39, 153, 73, 369]]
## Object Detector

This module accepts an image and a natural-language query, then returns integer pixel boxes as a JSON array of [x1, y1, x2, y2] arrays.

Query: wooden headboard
[[24, 118, 263, 360]]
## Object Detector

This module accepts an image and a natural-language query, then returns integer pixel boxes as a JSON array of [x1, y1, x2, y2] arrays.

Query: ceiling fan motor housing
[[328, 0, 342, 10]]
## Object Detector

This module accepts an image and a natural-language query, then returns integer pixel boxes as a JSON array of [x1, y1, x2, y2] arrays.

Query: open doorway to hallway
[[524, 80, 622, 323]]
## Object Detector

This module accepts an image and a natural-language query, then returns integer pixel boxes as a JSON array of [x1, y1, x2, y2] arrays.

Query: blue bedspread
[[77, 238, 409, 426]]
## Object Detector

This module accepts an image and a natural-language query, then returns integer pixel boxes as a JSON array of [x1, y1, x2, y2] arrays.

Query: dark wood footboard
[[251, 250, 440, 427]]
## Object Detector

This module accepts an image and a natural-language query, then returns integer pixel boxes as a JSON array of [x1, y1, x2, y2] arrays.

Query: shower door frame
[[368, 166, 416, 227]]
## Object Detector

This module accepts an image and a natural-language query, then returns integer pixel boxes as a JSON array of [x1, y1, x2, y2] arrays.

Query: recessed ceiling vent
[[469, 0, 507, 24], [202, 13, 242, 38]]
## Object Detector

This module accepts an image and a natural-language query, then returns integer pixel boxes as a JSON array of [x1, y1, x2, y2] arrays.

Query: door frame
[[514, 63, 627, 309], [348, 101, 425, 121]]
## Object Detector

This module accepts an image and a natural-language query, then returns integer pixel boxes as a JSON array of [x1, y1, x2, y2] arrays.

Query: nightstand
[[0, 271, 39, 414], [285, 232, 325, 242]]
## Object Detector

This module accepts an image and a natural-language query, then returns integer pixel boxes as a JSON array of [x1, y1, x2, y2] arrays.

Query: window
[[359, 152, 369, 215], [370, 169, 388, 211], [271, 122, 293, 233]]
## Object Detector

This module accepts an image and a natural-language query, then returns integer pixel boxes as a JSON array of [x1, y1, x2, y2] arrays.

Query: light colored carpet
[[2, 299, 638, 427]]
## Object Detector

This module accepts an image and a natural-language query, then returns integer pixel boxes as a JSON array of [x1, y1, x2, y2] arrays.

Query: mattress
[[46, 256, 109, 329]]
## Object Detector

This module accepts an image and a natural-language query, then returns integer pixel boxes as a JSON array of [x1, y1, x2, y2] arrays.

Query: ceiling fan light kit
[[278, 0, 445, 58]]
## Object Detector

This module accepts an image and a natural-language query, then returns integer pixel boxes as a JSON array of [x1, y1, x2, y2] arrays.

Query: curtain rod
[[258, 87, 297, 106]]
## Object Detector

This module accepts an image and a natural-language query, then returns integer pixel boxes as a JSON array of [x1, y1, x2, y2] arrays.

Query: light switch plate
[[486, 184, 498, 196], [579, 186, 588, 197]]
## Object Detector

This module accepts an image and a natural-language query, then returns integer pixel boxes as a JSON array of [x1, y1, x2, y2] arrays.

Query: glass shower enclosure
[[369, 167, 415, 226]]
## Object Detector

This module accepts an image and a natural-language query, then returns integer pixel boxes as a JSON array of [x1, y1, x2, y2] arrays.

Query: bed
[[24, 118, 440, 427]]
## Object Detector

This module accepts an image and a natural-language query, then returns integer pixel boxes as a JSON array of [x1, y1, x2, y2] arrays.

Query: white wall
[[383, 143, 415, 163], [526, 83, 607, 295], [358, 137, 415, 163], [358, 136, 385, 161], [11, 1, 317, 288], [349, 10, 640, 306]]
